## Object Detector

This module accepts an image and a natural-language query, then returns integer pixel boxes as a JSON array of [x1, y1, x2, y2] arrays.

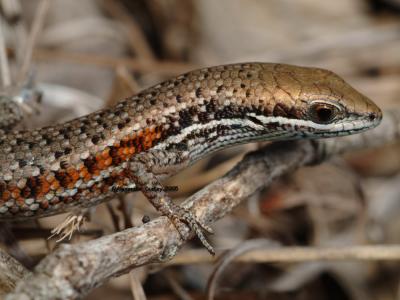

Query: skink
[[0, 63, 382, 254]]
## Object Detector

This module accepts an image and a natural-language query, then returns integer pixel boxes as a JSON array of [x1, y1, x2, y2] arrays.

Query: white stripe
[[248, 114, 334, 131], [153, 118, 264, 151], [153, 114, 370, 151]]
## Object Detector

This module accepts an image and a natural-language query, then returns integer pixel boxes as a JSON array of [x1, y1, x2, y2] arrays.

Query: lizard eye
[[308, 102, 340, 124]]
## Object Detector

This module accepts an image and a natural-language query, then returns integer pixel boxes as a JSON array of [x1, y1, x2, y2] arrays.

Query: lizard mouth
[[252, 110, 382, 139], [245, 112, 382, 139], [298, 113, 382, 138]]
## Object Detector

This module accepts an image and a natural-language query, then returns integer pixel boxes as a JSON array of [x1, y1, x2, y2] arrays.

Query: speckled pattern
[[0, 63, 382, 220]]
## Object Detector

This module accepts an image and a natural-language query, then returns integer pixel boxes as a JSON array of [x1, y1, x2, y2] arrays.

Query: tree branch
[[0, 248, 30, 296]]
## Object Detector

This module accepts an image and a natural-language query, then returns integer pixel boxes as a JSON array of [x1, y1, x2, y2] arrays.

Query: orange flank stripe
[[67, 168, 80, 182], [101, 148, 110, 158], [104, 157, 113, 167], [84, 174, 92, 182], [0, 126, 166, 206], [51, 179, 60, 190], [39, 180, 51, 196], [10, 187, 20, 199]]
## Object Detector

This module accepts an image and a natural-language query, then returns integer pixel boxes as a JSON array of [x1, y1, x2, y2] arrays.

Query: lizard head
[[246, 63, 382, 138]]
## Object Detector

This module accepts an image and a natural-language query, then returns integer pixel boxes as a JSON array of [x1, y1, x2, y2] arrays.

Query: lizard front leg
[[128, 157, 215, 255]]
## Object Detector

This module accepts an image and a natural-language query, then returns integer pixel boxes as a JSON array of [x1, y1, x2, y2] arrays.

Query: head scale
[[245, 63, 382, 138]]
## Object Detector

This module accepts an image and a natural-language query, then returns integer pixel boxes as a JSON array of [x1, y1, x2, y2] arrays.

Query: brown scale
[[15, 195, 25, 207], [54, 171, 71, 189], [0, 125, 165, 212], [64, 196, 74, 204], [41, 200, 49, 209], [21, 186, 31, 198]]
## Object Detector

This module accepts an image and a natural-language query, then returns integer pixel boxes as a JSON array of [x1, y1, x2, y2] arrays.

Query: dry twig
[[167, 244, 400, 266], [33, 48, 196, 75], [101, 0, 155, 62], [0, 21, 11, 86], [0, 249, 30, 296], [16, 0, 50, 83]]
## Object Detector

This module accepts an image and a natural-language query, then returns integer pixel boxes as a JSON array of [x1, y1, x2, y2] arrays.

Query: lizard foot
[[166, 204, 215, 255]]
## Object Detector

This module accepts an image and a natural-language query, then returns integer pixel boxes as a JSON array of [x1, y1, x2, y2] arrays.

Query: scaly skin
[[0, 63, 382, 253]]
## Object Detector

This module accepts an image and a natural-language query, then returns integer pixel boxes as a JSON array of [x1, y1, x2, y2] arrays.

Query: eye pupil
[[316, 107, 333, 122], [368, 113, 376, 121], [308, 103, 339, 124]]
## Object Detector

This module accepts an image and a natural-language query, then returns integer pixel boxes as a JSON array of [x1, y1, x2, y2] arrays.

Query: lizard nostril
[[368, 113, 376, 122]]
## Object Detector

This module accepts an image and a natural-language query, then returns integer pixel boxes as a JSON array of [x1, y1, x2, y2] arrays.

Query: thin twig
[[129, 268, 147, 300], [105, 65, 140, 107], [207, 239, 279, 300], [163, 270, 194, 300], [101, 0, 155, 62], [118, 195, 134, 229], [167, 244, 400, 266], [116, 65, 140, 93], [0, 248, 30, 295], [0, 19, 11, 86], [16, 0, 50, 83], [12, 23, 27, 67], [106, 202, 121, 232], [3, 0, 28, 67], [33, 48, 196, 75]]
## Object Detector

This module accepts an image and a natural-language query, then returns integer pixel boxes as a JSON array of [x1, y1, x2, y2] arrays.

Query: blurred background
[[2, 0, 400, 299]]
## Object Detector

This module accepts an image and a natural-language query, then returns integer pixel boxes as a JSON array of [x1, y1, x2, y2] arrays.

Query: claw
[[198, 222, 214, 235], [168, 206, 215, 255]]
